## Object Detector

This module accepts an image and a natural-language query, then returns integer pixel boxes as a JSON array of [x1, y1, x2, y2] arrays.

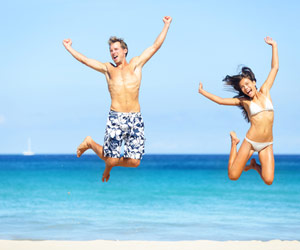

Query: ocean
[[0, 154, 299, 241]]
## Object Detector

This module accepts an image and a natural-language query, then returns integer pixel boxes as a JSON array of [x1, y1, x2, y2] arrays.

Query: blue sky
[[1, 0, 299, 154]]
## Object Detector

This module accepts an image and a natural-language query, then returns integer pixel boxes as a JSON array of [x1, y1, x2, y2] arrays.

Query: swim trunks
[[103, 110, 145, 160]]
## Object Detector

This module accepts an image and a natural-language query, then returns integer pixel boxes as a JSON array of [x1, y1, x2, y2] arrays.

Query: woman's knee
[[263, 175, 274, 185], [228, 168, 241, 181], [228, 173, 239, 181]]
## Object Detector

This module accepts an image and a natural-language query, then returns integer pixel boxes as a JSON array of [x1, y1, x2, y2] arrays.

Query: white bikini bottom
[[245, 137, 273, 152]]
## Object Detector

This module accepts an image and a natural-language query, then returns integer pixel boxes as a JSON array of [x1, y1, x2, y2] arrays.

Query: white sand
[[1, 240, 300, 250]]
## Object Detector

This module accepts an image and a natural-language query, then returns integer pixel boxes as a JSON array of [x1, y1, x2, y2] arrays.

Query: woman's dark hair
[[223, 66, 256, 122]]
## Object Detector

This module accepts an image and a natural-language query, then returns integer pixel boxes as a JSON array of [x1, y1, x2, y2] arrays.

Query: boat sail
[[23, 138, 34, 156]]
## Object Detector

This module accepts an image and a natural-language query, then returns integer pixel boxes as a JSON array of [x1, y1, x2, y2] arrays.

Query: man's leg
[[102, 157, 118, 182], [77, 136, 107, 161], [78, 138, 139, 179], [78, 112, 144, 182], [120, 113, 145, 168], [102, 157, 141, 182], [78, 135, 141, 182], [118, 158, 140, 167]]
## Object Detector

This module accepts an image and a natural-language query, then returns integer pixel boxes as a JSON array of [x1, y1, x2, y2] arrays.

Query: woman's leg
[[228, 132, 254, 181], [258, 145, 275, 185], [244, 158, 263, 178]]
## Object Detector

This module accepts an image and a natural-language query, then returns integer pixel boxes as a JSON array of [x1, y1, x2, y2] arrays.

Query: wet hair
[[108, 36, 128, 57], [223, 66, 257, 123]]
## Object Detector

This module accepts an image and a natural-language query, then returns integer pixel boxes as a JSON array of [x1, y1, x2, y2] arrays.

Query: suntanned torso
[[198, 82, 274, 143], [63, 16, 172, 115], [104, 57, 142, 113], [242, 92, 274, 143]]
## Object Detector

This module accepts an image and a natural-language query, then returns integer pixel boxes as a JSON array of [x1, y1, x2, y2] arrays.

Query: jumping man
[[63, 16, 172, 182]]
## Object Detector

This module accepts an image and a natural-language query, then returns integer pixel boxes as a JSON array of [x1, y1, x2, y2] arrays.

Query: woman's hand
[[264, 36, 277, 46]]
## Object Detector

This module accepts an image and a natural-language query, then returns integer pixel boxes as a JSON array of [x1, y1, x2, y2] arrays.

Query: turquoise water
[[0, 154, 299, 240]]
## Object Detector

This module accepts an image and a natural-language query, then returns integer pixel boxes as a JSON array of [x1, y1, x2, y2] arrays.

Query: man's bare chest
[[109, 68, 140, 84]]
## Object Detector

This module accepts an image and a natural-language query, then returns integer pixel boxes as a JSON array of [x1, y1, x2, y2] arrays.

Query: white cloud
[[0, 115, 5, 124]]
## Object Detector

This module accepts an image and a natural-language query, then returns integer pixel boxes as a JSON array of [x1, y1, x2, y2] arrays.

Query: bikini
[[245, 95, 274, 152]]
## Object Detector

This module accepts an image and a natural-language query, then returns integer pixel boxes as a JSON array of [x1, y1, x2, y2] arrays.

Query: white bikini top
[[249, 95, 274, 116]]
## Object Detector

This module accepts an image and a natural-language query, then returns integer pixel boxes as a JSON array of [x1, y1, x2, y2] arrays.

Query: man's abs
[[106, 61, 142, 112], [108, 81, 141, 112], [110, 97, 141, 112]]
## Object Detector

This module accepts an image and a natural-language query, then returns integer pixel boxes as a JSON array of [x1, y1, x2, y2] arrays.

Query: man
[[63, 16, 172, 182]]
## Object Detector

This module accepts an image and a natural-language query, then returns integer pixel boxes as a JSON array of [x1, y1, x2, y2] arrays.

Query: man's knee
[[85, 136, 93, 144], [106, 158, 119, 166], [130, 159, 140, 168]]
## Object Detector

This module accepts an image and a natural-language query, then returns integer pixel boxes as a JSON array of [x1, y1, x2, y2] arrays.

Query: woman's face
[[239, 78, 256, 98]]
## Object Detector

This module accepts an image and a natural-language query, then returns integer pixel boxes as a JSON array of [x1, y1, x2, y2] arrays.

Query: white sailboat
[[23, 138, 34, 156]]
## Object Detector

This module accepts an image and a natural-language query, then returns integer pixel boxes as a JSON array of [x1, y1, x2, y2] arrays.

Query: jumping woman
[[198, 37, 278, 185]]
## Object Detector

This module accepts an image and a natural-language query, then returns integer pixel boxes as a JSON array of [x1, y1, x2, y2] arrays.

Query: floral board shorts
[[103, 110, 145, 160]]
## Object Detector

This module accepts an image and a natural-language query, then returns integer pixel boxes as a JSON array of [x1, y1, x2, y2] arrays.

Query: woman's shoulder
[[259, 85, 271, 96], [258, 89, 272, 101], [238, 97, 251, 106]]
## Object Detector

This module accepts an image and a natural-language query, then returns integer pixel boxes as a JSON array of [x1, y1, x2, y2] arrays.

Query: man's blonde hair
[[108, 36, 128, 57]]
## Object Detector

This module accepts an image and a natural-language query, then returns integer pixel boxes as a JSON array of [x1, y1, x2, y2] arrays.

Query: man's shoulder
[[105, 62, 114, 67], [105, 62, 118, 72], [129, 56, 144, 70], [129, 56, 139, 64]]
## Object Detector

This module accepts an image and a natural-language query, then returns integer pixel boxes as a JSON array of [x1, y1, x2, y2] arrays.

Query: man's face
[[110, 42, 127, 64]]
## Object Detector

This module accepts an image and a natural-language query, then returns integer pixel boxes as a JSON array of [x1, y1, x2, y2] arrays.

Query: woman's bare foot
[[230, 131, 240, 145], [77, 136, 92, 157], [244, 158, 257, 171], [244, 158, 261, 176]]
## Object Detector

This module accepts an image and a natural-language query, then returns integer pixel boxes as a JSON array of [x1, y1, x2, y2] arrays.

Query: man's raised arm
[[136, 16, 172, 67], [63, 39, 108, 74]]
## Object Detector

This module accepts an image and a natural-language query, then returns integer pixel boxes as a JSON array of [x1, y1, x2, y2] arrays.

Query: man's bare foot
[[102, 165, 113, 182], [77, 136, 92, 157], [230, 131, 240, 145]]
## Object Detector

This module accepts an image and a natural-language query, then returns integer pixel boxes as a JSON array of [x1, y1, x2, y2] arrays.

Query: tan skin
[[198, 37, 278, 185], [63, 16, 172, 182]]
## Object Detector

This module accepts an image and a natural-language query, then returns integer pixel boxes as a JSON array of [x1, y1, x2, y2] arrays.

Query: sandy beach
[[1, 240, 300, 250]]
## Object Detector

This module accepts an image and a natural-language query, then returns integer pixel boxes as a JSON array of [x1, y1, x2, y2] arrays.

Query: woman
[[198, 37, 278, 185]]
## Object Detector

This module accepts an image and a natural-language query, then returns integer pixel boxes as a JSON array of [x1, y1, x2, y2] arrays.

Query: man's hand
[[198, 82, 204, 94], [135, 16, 172, 68], [163, 16, 172, 25], [63, 38, 72, 49], [264, 36, 277, 47]]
